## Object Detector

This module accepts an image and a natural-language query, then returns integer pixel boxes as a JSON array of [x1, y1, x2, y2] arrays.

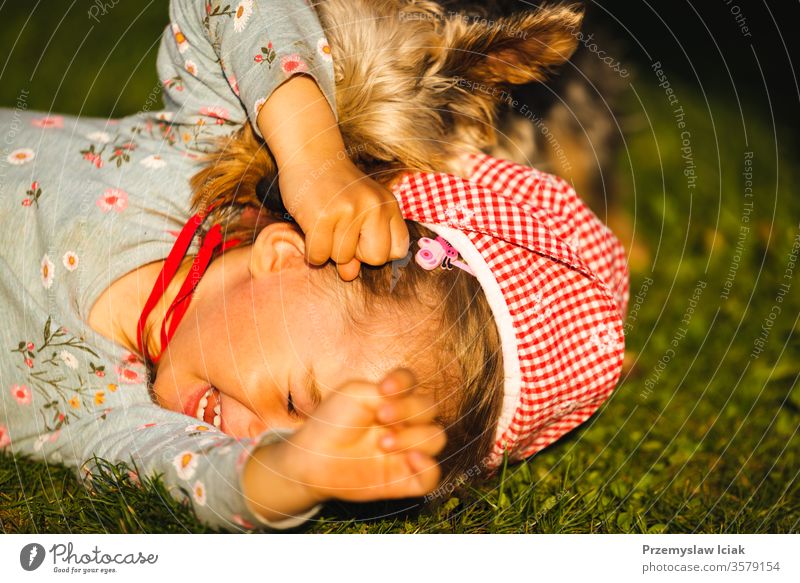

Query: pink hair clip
[[414, 236, 475, 276]]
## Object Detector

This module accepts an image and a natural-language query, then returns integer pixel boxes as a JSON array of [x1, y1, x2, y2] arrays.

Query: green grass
[[3, 76, 798, 533], [1, 2, 798, 533]]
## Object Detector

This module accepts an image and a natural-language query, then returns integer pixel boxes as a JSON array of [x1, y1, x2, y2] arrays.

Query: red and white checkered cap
[[390, 153, 630, 470]]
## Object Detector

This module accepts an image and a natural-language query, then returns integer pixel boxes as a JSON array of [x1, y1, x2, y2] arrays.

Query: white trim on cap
[[420, 223, 521, 446]]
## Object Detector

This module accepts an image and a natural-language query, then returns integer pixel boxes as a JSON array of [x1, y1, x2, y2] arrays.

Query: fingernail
[[379, 376, 396, 394], [380, 433, 395, 449], [378, 405, 394, 423]]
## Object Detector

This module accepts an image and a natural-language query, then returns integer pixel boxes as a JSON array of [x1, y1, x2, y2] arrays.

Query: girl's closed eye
[[287, 389, 299, 419]]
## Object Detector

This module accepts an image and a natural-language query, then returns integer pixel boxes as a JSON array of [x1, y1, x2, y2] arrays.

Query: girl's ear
[[442, 4, 584, 85], [250, 222, 307, 279]]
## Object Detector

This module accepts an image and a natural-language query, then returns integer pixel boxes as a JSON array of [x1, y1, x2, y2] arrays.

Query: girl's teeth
[[213, 404, 221, 415], [213, 415, 221, 428], [195, 387, 214, 419]]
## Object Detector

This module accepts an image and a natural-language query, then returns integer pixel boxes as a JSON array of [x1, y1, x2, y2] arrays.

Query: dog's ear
[[441, 4, 583, 84]]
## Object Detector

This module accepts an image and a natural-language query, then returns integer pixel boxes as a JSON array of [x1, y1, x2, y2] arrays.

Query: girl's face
[[152, 222, 402, 438]]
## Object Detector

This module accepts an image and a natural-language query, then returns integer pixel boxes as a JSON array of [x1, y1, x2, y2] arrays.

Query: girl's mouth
[[196, 386, 222, 429]]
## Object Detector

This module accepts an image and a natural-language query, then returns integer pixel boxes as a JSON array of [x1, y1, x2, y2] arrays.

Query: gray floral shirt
[[0, 0, 335, 531]]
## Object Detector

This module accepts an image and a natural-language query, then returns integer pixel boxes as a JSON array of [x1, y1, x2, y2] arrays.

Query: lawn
[[1, 3, 798, 534]]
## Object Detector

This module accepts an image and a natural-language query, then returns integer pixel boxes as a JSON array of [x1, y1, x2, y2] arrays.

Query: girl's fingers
[[356, 210, 392, 266], [336, 257, 361, 281], [304, 216, 335, 265], [377, 393, 438, 426], [404, 451, 442, 496], [378, 368, 418, 397], [330, 215, 361, 264], [380, 424, 447, 456], [388, 211, 410, 261]]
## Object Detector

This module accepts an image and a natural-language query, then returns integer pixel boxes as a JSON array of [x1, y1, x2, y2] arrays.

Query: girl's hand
[[257, 75, 409, 281], [278, 155, 410, 281], [242, 369, 446, 522], [294, 368, 446, 502]]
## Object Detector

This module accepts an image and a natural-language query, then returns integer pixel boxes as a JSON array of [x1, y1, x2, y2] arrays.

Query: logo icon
[[20, 543, 46, 571]]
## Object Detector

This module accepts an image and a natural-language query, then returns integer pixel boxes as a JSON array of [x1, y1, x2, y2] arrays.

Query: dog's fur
[[190, 0, 584, 230]]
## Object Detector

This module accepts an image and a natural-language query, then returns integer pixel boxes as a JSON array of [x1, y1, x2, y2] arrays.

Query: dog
[[190, 0, 586, 236]]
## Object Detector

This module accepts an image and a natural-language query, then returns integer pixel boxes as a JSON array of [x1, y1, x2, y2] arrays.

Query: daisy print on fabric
[[185, 423, 215, 435], [317, 38, 332, 61], [62, 251, 79, 271], [171, 23, 189, 53], [192, 480, 207, 506], [281, 53, 308, 77], [59, 350, 79, 369], [0, 425, 11, 449], [86, 131, 111, 143], [184, 59, 199, 77], [11, 384, 32, 406], [7, 147, 35, 165], [96, 188, 128, 213], [173, 451, 198, 480], [233, 0, 253, 33], [41, 255, 55, 289], [140, 154, 167, 169], [115, 352, 146, 384], [31, 115, 64, 129], [115, 364, 145, 384]]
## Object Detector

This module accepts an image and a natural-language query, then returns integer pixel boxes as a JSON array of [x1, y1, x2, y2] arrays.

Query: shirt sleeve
[[0, 261, 320, 532], [157, 0, 337, 145], [72, 408, 323, 531]]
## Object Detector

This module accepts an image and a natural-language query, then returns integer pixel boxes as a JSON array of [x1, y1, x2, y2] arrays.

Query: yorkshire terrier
[[190, 0, 587, 236]]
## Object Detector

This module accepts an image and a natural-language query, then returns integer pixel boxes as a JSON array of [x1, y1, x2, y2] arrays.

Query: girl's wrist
[[256, 75, 345, 170], [242, 440, 326, 523]]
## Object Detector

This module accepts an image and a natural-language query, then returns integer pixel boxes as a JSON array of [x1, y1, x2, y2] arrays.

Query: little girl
[[0, 0, 629, 530]]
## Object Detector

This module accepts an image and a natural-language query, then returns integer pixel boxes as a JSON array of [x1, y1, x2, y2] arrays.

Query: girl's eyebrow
[[303, 365, 322, 409]]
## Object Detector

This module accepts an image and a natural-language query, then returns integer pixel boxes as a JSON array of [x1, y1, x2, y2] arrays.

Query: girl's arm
[[256, 74, 411, 281], [161, 0, 410, 278], [158, 0, 337, 144]]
